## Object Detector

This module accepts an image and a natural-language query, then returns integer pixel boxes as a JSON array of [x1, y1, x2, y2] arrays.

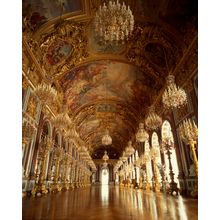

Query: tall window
[[162, 120, 180, 187]]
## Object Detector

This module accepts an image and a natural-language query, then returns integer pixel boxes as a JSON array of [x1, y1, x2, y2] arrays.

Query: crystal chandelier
[[125, 141, 135, 156], [179, 118, 198, 143], [121, 151, 128, 162], [102, 150, 109, 161], [136, 122, 149, 142], [94, 0, 134, 44], [162, 75, 187, 109], [102, 129, 112, 145], [33, 83, 58, 105], [145, 106, 162, 130]]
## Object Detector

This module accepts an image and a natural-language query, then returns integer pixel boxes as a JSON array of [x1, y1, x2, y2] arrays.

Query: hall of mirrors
[[22, 0, 198, 219]]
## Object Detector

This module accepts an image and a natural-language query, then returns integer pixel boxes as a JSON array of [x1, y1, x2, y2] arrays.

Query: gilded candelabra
[[142, 153, 151, 192], [31, 137, 53, 196], [179, 118, 198, 196], [150, 147, 161, 192], [161, 137, 179, 195]]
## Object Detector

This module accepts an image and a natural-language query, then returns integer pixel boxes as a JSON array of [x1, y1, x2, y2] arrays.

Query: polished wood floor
[[23, 185, 197, 220]]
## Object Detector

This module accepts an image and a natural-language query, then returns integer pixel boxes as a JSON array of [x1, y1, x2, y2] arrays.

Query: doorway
[[101, 168, 109, 185]]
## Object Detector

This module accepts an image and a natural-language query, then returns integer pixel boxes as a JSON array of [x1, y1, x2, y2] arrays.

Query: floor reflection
[[23, 186, 198, 220], [101, 184, 109, 205]]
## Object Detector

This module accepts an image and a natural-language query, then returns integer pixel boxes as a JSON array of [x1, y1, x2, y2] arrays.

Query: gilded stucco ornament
[[26, 95, 38, 120], [37, 20, 89, 78]]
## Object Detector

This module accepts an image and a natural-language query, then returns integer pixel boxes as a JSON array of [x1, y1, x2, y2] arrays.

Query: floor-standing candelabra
[[143, 152, 151, 192], [49, 147, 63, 193], [179, 118, 198, 197], [161, 135, 179, 195], [150, 147, 161, 193], [31, 137, 53, 196]]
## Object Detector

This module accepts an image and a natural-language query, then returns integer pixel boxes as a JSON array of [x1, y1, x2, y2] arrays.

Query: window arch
[[40, 120, 52, 141], [161, 120, 180, 187]]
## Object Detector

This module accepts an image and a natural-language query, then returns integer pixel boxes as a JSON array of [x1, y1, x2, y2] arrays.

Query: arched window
[[162, 120, 180, 187]]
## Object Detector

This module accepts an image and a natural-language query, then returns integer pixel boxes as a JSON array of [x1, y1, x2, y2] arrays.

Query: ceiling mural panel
[[46, 39, 73, 66], [23, 0, 82, 29], [60, 60, 152, 112]]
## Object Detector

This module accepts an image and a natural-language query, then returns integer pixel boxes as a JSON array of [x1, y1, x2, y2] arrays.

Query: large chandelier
[[121, 152, 127, 162], [125, 141, 135, 156], [94, 0, 134, 44], [33, 83, 58, 105], [102, 129, 112, 145], [136, 122, 149, 142], [145, 106, 162, 130], [162, 75, 187, 109]]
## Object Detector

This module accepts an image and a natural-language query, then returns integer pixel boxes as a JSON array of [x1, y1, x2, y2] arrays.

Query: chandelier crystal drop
[[102, 150, 109, 161], [136, 122, 149, 142], [102, 129, 112, 145], [179, 118, 198, 143], [94, 0, 134, 44], [33, 83, 58, 105], [162, 75, 187, 109], [145, 106, 162, 130]]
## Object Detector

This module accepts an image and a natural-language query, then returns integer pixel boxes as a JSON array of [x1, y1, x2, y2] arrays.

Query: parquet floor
[[23, 185, 198, 220]]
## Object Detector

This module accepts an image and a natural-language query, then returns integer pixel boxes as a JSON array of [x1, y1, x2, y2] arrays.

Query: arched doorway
[[101, 167, 109, 185]]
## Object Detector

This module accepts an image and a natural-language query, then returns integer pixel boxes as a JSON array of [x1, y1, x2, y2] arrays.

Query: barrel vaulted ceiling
[[22, 0, 197, 158]]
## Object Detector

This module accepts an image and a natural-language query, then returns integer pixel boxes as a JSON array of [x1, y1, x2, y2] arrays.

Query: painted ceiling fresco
[[23, 0, 82, 29], [46, 39, 73, 66], [60, 60, 153, 113], [59, 60, 155, 153]]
